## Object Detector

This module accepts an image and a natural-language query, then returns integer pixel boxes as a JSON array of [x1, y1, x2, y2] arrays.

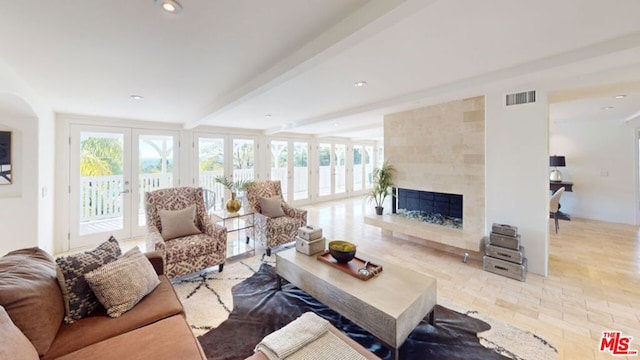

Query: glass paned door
[[318, 143, 332, 197], [133, 131, 178, 236], [232, 138, 255, 184], [365, 146, 374, 188], [70, 126, 180, 250], [231, 137, 256, 205], [270, 140, 289, 201], [353, 145, 363, 191], [293, 142, 309, 201], [70, 126, 131, 250], [197, 136, 225, 213], [334, 144, 346, 194]]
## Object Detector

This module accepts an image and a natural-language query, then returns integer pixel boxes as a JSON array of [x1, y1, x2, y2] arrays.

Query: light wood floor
[[300, 197, 640, 360], [108, 196, 639, 359]]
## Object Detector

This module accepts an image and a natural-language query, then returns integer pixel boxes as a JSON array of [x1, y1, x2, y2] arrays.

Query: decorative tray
[[316, 250, 383, 281]]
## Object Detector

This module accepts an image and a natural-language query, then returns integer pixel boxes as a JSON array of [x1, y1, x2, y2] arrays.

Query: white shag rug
[[171, 254, 557, 360]]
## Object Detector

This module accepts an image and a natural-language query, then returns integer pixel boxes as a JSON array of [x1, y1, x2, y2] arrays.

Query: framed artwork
[[0, 131, 11, 185]]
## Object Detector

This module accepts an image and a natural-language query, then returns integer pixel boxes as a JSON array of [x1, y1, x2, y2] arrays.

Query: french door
[[317, 142, 347, 200], [352, 144, 374, 194], [69, 125, 179, 250], [195, 134, 256, 212], [268, 139, 310, 203]]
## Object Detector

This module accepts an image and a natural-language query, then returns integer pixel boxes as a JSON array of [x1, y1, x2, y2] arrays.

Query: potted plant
[[214, 175, 256, 213], [366, 160, 396, 215]]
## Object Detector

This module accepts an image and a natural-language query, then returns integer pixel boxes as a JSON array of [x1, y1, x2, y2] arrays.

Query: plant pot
[[375, 206, 383, 215], [225, 192, 242, 213]]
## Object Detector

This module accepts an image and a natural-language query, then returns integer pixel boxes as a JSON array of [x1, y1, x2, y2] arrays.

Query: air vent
[[505, 90, 536, 106]]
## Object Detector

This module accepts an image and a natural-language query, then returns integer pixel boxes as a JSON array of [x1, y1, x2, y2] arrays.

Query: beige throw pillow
[[84, 247, 160, 318], [259, 196, 286, 218], [158, 204, 201, 240]]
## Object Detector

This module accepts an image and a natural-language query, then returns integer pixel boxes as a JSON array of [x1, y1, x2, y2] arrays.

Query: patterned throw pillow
[[84, 246, 160, 318], [55, 236, 122, 323]]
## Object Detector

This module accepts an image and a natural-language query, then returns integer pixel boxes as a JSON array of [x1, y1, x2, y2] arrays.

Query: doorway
[[69, 125, 179, 249], [268, 139, 310, 203]]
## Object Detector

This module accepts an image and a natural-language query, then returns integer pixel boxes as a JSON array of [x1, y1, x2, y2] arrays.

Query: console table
[[550, 181, 572, 192], [550, 181, 573, 220]]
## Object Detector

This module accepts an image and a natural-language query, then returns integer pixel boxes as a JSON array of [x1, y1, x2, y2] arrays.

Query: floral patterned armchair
[[244, 180, 307, 256], [145, 187, 227, 278]]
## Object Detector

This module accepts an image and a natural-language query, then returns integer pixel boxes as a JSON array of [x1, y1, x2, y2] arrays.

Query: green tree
[[80, 137, 123, 176], [199, 143, 224, 171]]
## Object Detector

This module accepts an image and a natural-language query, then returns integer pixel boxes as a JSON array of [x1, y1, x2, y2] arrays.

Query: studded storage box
[[483, 255, 527, 282], [485, 238, 525, 265], [489, 232, 521, 250], [491, 223, 518, 237], [295, 236, 326, 255], [297, 225, 323, 241]]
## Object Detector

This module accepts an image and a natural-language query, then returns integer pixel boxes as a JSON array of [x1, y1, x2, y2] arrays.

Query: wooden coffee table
[[275, 248, 437, 358]]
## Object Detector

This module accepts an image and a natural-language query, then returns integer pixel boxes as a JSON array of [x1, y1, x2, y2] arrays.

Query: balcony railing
[[80, 166, 368, 225]]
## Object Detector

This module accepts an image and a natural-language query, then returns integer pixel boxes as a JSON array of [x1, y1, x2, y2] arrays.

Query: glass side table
[[210, 208, 255, 260]]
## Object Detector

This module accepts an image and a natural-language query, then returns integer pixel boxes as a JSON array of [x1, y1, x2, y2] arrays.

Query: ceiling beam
[[313, 122, 382, 138], [265, 30, 640, 136], [184, 0, 437, 129]]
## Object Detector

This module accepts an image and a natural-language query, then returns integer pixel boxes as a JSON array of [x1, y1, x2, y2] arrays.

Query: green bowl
[[328, 241, 357, 263]]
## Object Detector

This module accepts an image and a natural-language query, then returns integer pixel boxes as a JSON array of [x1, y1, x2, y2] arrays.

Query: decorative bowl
[[328, 241, 357, 263]]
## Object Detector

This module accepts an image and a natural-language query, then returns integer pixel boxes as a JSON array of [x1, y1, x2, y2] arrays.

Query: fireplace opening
[[393, 188, 463, 229]]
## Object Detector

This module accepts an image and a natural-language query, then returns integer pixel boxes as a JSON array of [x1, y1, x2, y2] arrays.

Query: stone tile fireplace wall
[[384, 96, 485, 251]]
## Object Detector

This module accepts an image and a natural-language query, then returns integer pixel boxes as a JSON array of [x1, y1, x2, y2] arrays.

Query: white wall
[[485, 89, 550, 276], [549, 116, 637, 225], [0, 58, 55, 256], [38, 105, 56, 253], [0, 116, 38, 256]]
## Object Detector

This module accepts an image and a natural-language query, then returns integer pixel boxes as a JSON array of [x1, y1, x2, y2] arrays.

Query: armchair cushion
[[158, 205, 201, 241], [55, 236, 122, 323], [84, 247, 160, 318], [259, 196, 285, 218]]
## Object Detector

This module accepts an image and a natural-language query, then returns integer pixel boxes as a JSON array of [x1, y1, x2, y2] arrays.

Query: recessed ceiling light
[[353, 81, 367, 87], [614, 94, 627, 99], [130, 95, 144, 100], [602, 106, 614, 110], [155, 0, 183, 14], [333, 122, 339, 127], [265, 114, 272, 118]]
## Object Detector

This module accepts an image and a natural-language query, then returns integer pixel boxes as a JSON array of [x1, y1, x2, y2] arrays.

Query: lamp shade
[[549, 155, 566, 167]]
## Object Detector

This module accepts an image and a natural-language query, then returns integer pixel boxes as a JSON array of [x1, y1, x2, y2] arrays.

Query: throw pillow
[[158, 204, 201, 240], [84, 246, 160, 318], [0, 306, 39, 360], [55, 236, 122, 323], [259, 196, 286, 218], [0, 247, 64, 356]]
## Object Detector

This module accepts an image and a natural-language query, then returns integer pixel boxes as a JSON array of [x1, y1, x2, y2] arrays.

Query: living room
[[1, 1, 640, 359]]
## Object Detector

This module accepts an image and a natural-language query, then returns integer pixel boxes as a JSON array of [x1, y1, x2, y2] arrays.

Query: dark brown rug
[[197, 263, 512, 360]]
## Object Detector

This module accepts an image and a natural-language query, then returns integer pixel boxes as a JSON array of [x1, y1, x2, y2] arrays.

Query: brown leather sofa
[[0, 247, 205, 360]]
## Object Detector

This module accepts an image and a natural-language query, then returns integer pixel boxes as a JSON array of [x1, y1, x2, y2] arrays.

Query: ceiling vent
[[505, 90, 536, 106]]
